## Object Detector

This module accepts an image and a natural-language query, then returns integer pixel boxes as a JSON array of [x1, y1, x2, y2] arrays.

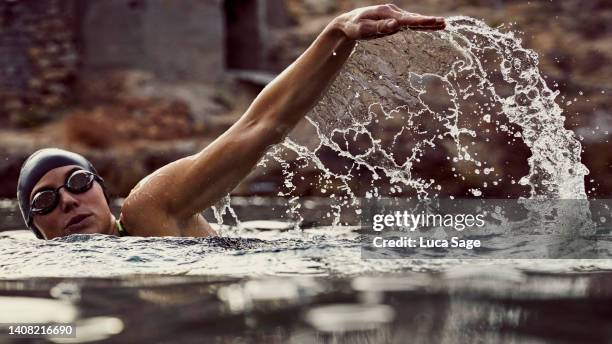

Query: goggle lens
[[31, 190, 57, 214], [30, 171, 97, 215], [66, 171, 94, 193]]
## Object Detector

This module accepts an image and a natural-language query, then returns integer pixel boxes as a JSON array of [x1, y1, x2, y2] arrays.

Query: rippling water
[[2, 199, 612, 279], [2, 200, 612, 342]]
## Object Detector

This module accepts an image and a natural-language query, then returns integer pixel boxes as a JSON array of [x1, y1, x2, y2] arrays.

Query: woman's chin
[[64, 217, 102, 235], [81, 226, 102, 235], [64, 227, 97, 236]]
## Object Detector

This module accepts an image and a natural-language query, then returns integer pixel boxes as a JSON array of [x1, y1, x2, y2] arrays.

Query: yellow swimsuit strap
[[116, 219, 130, 237]]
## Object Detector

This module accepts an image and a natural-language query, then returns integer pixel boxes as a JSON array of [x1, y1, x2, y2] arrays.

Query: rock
[[0, 0, 78, 125], [62, 97, 205, 148]]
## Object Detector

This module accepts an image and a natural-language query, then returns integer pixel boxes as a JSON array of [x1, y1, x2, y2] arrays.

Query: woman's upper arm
[[125, 118, 276, 222]]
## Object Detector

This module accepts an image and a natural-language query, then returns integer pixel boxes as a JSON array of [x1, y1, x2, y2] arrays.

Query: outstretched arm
[[124, 5, 445, 233]]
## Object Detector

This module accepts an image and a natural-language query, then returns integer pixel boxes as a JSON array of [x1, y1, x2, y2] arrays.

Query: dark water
[[2, 272, 612, 343], [1, 198, 612, 343]]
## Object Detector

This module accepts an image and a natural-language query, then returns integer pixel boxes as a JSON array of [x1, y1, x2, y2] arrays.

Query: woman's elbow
[[244, 116, 289, 147]]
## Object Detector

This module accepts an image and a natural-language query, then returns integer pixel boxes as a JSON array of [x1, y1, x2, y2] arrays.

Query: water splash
[[211, 194, 240, 234], [261, 16, 588, 225]]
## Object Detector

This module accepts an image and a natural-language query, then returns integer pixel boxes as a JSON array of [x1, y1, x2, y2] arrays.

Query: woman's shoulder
[[119, 192, 180, 236]]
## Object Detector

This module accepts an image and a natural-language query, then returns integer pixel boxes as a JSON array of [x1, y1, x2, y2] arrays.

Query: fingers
[[358, 17, 443, 40], [405, 20, 445, 32], [345, 4, 446, 40], [357, 18, 398, 39], [386, 3, 403, 12], [401, 14, 445, 27], [359, 4, 445, 30], [409, 24, 446, 31], [358, 4, 398, 20]]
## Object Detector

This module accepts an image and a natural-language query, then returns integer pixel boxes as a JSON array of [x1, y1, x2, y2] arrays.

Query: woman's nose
[[58, 188, 80, 212]]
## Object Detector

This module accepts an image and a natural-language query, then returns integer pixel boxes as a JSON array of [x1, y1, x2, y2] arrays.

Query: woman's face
[[30, 165, 113, 239]]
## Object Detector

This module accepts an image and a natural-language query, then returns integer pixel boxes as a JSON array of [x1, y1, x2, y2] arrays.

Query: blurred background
[[0, 0, 610, 200]]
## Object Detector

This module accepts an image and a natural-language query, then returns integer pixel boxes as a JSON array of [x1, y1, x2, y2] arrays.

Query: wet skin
[[30, 164, 217, 238], [30, 165, 117, 239], [119, 4, 444, 237], [30, 5, 445, 239]]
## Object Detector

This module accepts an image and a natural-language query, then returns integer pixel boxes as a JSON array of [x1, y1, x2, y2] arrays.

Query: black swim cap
[[16, 148, 109, 239]]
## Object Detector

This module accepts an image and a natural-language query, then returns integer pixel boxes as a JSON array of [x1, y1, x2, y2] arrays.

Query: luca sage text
[[373, 236, 481, 249]]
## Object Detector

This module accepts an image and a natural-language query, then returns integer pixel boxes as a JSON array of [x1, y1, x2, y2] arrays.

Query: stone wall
[[78, 0, 224, 82], [0, 0, 294, 127], [0, 0, 78, 126]]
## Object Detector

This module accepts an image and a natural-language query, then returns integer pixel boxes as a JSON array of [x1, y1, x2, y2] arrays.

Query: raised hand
[[332, 3, 446, 41]]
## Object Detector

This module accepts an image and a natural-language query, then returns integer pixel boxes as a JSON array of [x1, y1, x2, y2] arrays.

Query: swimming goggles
[[30, 170, 103, 217]]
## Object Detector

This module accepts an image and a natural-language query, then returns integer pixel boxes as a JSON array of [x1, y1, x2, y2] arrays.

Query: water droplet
[[470, 189, 482, 196]]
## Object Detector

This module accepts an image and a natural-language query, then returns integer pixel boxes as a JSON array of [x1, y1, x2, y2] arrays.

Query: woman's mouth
[[65, 214, 92, 233]]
